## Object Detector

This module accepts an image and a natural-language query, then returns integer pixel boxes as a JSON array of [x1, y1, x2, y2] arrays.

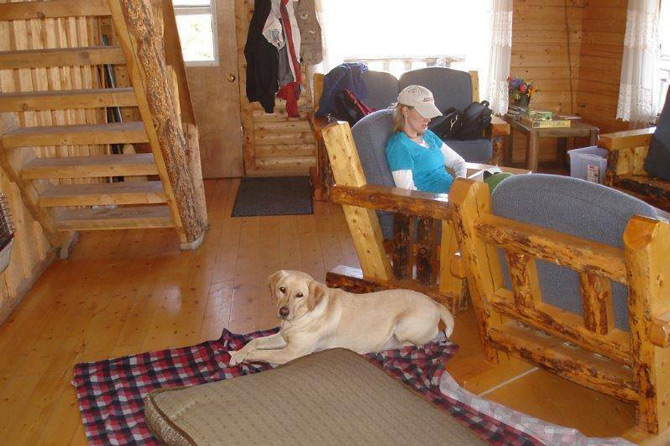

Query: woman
[[386, 85, 467, 193]]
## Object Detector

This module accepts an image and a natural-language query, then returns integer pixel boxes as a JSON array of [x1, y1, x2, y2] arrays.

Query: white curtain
[[617, 0, 660, 126], [485, 0, 513, 115]]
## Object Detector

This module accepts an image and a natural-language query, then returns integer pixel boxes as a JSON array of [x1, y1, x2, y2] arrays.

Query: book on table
[[520, 115, 571, 128]]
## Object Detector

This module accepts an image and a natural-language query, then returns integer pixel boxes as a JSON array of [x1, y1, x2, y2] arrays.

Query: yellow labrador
[[229, 270, 454, 365]]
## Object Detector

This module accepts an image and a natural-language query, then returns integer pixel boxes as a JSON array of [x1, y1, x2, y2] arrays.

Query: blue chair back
[[399, 67, 473, 113], [492, 174, 660, 330]]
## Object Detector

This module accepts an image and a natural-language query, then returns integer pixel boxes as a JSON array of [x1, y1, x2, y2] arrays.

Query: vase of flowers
[[508, 76, 536, 107]]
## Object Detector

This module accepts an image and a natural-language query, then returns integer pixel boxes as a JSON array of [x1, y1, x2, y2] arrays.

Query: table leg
[[505, 130, 514, 165], [556, 138, 567, 167], [527, 130, 539, 172], [589, 128, 598, 146]]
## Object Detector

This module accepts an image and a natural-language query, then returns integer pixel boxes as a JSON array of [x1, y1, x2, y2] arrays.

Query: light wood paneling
[[575, 0, 628, 134], [0, 0, 107, 322], [510, 0, 584, 166]]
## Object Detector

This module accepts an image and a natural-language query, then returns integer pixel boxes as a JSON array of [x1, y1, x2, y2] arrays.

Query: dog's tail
[[438, 304, 455, 339]]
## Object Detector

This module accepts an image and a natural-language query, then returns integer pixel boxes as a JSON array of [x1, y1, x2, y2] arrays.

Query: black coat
[[244, 0, 279, 113]]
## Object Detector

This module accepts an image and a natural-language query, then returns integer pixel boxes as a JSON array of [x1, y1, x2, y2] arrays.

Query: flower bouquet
[[508, 76, 536, 107]]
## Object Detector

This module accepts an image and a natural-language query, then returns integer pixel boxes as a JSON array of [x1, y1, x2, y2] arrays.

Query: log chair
[[600, 127, 670, 213], [310, 69, 510, 201], [449, 175, 670, 434], [599, 87, 670, 213], [321, 121, 466, 314]]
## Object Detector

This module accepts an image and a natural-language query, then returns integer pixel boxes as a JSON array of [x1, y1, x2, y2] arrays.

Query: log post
[[449, 178, 503, 362], [321, 122, 392, 281], [391, 213, 411, 280], [416, 216, 437, 285], [107, 0, 207, 247], [623, 215, 670, 434]]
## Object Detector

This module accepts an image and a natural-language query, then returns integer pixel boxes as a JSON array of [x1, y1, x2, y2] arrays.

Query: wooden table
[[504, 118, 599, 172]]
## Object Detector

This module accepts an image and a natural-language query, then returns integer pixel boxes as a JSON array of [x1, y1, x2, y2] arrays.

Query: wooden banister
[[107, 0, 207, 247]]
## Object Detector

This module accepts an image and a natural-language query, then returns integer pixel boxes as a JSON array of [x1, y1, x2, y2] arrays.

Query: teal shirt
[[386, 130, 454, 193]]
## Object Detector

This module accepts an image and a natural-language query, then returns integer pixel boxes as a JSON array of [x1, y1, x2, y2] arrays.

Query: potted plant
[[508, 76, 536, 107]]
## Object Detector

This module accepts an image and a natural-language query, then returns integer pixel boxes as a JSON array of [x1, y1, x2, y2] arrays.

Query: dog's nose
[[279, 306, 290, 318]]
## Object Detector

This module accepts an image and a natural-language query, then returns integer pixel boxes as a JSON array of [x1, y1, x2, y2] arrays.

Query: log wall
[[0, 0, 104, 322]]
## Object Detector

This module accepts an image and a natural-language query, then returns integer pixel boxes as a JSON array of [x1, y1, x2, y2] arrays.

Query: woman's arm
[[391, 170, 416, 190], [440, 143, 467, 178]]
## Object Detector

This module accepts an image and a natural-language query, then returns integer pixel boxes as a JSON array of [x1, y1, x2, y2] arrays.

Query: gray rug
[[231, 177, 313, 217]]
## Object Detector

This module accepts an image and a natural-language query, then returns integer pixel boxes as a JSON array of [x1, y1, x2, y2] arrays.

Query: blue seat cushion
[[398, 67, 472, 113], [644, 87, 670, 181], [444, 139, 492, 163], [352, 109, 397, 238], [492, 174, 659, 331]]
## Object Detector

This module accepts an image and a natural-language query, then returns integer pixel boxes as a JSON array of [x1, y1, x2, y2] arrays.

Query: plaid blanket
[[73, 328, 543, 446]]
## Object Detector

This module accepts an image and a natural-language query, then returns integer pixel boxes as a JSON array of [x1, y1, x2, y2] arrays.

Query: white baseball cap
[[397, 85, 442, 119]]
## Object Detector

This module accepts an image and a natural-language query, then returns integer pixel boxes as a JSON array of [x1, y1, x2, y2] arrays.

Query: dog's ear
[[307, 280, 327, 311], [267, 270, 285, 296]]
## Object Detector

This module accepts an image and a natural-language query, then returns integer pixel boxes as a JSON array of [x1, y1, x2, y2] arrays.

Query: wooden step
[[40, 181, 166, 207], [57, 205, 173, 231], [2, 122, 148, 148], [0, 88, 136, 112], [0, 0, 110, 21], [22, 153, 157, 179], [0, 46, 125, 70]]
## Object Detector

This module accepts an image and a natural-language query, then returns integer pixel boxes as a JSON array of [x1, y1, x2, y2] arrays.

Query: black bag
[[453, 100, 493, 140], [333, 89, 375, 126], [428, 107, 463, 140]]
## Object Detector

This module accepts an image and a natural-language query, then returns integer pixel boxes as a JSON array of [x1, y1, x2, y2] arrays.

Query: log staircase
[[0, 0, 207, 252]]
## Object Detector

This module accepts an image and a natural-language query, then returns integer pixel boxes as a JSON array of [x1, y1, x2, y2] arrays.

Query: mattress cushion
[[145, 348, 487, 446]]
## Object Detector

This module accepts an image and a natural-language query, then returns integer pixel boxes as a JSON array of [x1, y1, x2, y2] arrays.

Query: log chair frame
[[321, 121, 466, 314], [449, 178, 670, 434], [599, 128, 670, 213]]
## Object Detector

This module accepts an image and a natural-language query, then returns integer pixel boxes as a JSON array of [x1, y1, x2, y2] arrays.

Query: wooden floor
[[0, 178, 665, 445]]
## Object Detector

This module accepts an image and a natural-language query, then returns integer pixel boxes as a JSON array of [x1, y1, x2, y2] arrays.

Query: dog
[[228, 270, 454, 366]]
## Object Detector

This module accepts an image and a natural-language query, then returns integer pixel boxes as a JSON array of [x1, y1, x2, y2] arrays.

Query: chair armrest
[[598, 128, 655, 152], [330, 184, 453, 220], [489, 115, 510, 137]]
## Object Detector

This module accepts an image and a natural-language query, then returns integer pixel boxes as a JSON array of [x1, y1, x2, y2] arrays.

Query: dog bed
[[145, 348, 487, 446]]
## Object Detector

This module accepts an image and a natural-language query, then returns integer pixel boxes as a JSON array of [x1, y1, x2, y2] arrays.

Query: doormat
[[231, 176, 313, 217], [71, 328, 548, 446]]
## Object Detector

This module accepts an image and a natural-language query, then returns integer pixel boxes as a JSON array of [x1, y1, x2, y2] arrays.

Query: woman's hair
[[392, 103, 411, 132]]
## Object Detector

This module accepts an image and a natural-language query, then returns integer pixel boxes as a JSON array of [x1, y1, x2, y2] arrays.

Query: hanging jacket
[[244, 0, 279, 113], [316, 62, 369, 117]]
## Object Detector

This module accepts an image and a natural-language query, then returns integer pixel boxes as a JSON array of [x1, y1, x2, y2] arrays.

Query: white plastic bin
[[567, 146, 608, 184]]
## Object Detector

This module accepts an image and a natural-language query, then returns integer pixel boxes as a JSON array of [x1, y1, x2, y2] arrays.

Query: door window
[[173, 0, 218, 66]]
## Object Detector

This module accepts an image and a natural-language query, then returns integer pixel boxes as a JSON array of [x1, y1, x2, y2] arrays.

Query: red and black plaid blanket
[[73, 328, 542, 446]]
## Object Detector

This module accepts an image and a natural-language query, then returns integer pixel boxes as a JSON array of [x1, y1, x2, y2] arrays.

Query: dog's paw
[[228, 349, 247, 366]]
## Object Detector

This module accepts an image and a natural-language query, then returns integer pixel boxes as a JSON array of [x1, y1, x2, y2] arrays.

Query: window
[[173, 0, 218, 66], [319, 0, 491, 81], [658, 0, 670, 110]]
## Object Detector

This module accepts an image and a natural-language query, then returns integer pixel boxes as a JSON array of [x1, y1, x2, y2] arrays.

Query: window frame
[[173, 0, 219, 67]]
